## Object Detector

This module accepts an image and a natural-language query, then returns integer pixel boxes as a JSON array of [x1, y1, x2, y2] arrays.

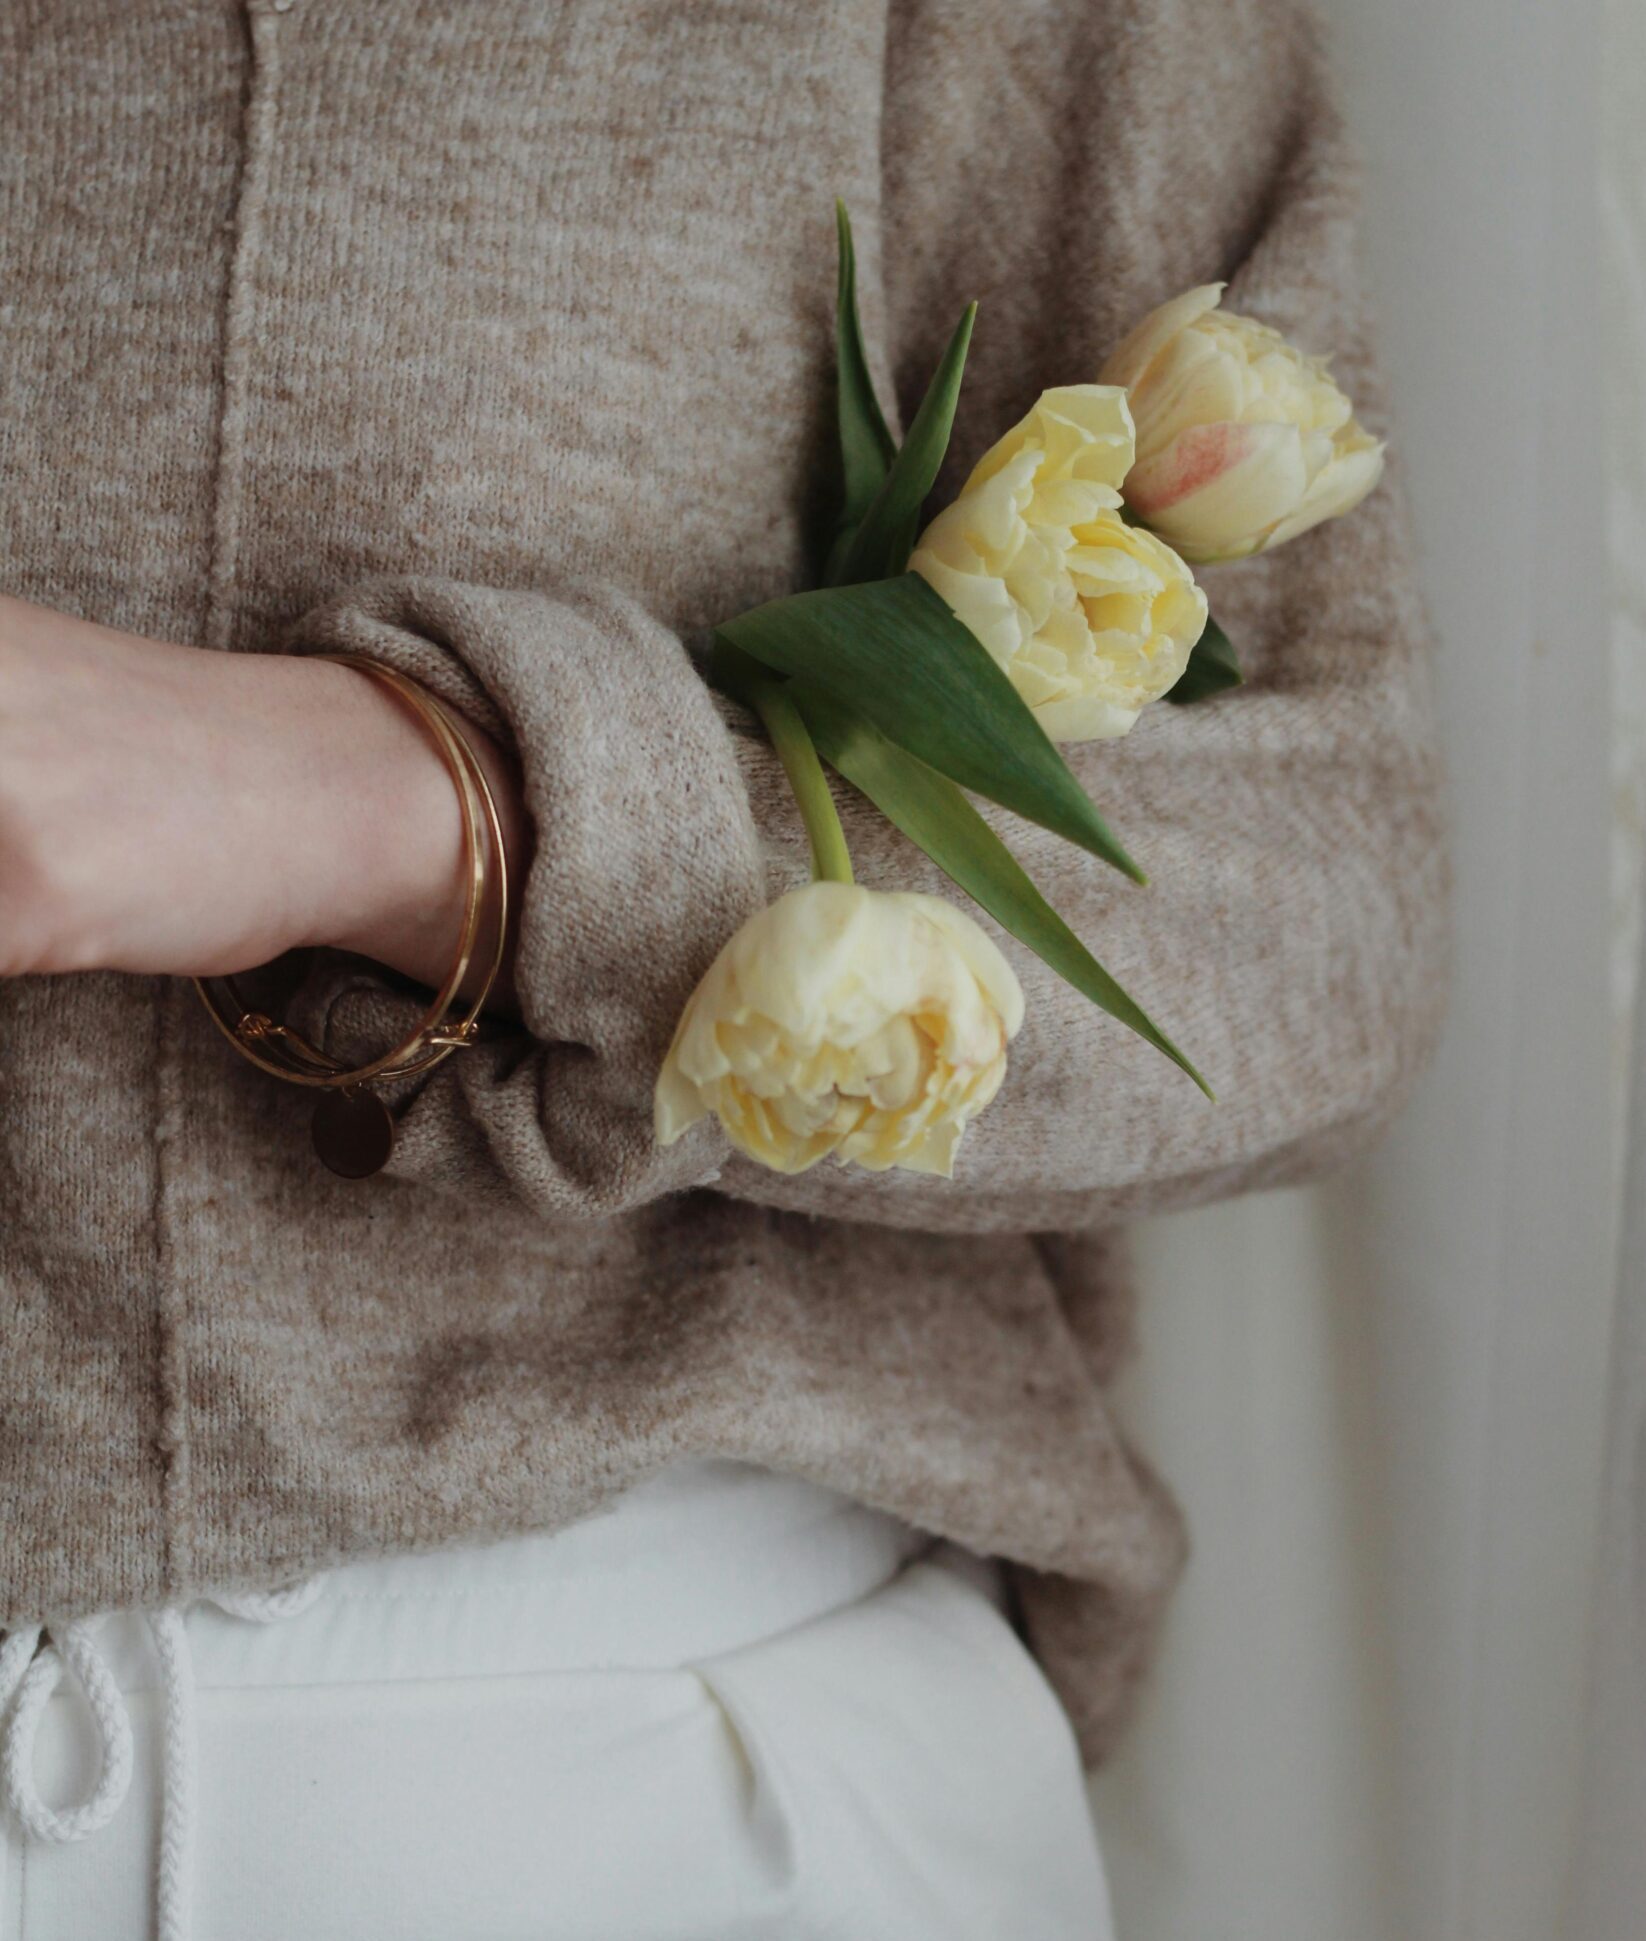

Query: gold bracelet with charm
[[194, 654, 510, 1179]]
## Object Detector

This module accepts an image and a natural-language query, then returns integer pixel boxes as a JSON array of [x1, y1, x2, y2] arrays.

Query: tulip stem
[[749, 678, 855, 886]]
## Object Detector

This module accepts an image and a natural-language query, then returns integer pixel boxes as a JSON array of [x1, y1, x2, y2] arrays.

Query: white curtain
[[1566, 1, 1646, 1932], [1088, 1, 1642, 1936], [1568, 875, 1646, 1939]]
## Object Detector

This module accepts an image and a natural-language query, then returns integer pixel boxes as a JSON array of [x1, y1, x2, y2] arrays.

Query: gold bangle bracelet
[[194, 654, 511, 1178]]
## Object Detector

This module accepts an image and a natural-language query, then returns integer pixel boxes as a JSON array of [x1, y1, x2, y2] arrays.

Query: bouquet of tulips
[[655, 205, 1383, 1179]]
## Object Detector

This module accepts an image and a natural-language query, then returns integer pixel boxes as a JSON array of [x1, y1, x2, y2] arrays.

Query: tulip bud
[[1101, 284, 1385, 563], [655, 881, 1024, 1177]]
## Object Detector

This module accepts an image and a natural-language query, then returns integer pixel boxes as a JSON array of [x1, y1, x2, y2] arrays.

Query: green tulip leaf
[[831, 200, 896, 539], [1166, 612, 1243, 704], [793, 686, 1209, 1095], [830, 303, 976, 587], [707, 643, 1204, 1092], [717, 573, 1145, 884]]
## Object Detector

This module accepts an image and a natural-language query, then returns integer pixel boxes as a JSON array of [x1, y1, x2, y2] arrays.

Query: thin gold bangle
[[193, 655, 511, 1175]]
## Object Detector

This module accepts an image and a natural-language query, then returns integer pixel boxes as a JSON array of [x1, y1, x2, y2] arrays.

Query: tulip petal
[[1123, 421, 1268, 515], [1126, 333, 1249, 455], [1261, 436, 1386, 552], [1032, 693, 1144, 741], [1127, 421, 1311, 562], [908, 551, 1025, 667], [653, 1046, 709, 1146], [910, 896, 1027, 1037], [1023, 386, 1137, 488], [1098, 283, 1225, 392]]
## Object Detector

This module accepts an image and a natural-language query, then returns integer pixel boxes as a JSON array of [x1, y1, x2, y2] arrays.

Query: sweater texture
[[0, 0, 1445, 1761]]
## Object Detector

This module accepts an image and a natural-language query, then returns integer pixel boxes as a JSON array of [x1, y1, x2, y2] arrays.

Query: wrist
[[285, 656, 524, 1003]]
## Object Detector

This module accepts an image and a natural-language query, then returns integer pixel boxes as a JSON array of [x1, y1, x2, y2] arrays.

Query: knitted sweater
[[0, 0, 1445, 1761]]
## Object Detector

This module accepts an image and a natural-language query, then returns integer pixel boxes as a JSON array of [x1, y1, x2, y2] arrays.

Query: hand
[[0, 596, 526, 1000]]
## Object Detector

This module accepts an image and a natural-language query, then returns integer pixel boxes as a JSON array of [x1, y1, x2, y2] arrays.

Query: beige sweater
[[0, 0, 1444, 1760]]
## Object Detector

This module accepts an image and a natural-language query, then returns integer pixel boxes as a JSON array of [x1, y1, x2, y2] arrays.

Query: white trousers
[[0, 1462, 1115, 1940]]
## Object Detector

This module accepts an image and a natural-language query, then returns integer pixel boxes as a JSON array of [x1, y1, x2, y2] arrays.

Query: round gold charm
[[311, 1088, 395, 1179]]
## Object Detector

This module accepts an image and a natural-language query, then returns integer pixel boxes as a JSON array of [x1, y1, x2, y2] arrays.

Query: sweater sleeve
[[280, 0, 1446, 1235]]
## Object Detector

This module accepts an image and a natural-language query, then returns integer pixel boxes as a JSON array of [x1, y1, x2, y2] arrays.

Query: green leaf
[[717, 573, 1145, 884], [1166, 612, 1243, 705], [792, 687, 1210, 1095], [832, 201, 896, 538], [831, 303, 976, 586]]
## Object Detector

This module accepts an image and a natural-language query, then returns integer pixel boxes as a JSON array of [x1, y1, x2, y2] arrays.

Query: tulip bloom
[[1102, 284, 1385, 563], [910, 386, 1207, 742], [655, 882, 1024, 1177]]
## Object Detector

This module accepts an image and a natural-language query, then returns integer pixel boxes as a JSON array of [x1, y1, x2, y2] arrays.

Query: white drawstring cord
[[0, 1624, 40, 1724], [0, 1576, 326, 1941], [3, 1618, 135, 1843], [147, 1609, 197, 1941], [211, 1577, 327, 1623]]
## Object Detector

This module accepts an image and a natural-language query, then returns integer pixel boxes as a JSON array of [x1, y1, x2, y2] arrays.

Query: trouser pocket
[[693, 1551, 1117, 1941]]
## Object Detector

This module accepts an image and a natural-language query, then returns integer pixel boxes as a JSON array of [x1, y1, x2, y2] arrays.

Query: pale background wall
[[1088, 1, 1639, 1936]]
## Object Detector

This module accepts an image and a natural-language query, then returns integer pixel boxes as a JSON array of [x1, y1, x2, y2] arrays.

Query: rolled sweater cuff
[[278, 575, 768, 1213]]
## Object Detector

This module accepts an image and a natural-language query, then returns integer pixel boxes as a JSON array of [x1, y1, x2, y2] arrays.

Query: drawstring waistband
[[0, 1466, 920, 1937], [0, 1580, 325, 1941]]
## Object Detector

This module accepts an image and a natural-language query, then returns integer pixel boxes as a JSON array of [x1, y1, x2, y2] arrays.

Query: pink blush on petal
[[1127, 422, 1259, 512]]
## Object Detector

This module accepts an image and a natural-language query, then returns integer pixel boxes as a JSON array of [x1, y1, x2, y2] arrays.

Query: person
[[0, 0, 1446, 1935]]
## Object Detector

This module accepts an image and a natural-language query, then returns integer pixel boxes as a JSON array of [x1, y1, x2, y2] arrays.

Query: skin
[[0, 596, 530, 1010]]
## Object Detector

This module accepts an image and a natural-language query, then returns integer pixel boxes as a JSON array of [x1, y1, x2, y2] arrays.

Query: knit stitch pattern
[[0, 0, 1446, 1762]]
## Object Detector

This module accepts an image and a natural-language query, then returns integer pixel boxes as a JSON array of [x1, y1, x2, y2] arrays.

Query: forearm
[[0, 595, 530, 1005]]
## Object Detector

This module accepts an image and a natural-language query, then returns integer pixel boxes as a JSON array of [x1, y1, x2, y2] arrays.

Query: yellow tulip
[[1102, 284, 1384, 562], [910, 386, 1207, 742], [655, 881, 1023, 1177]]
